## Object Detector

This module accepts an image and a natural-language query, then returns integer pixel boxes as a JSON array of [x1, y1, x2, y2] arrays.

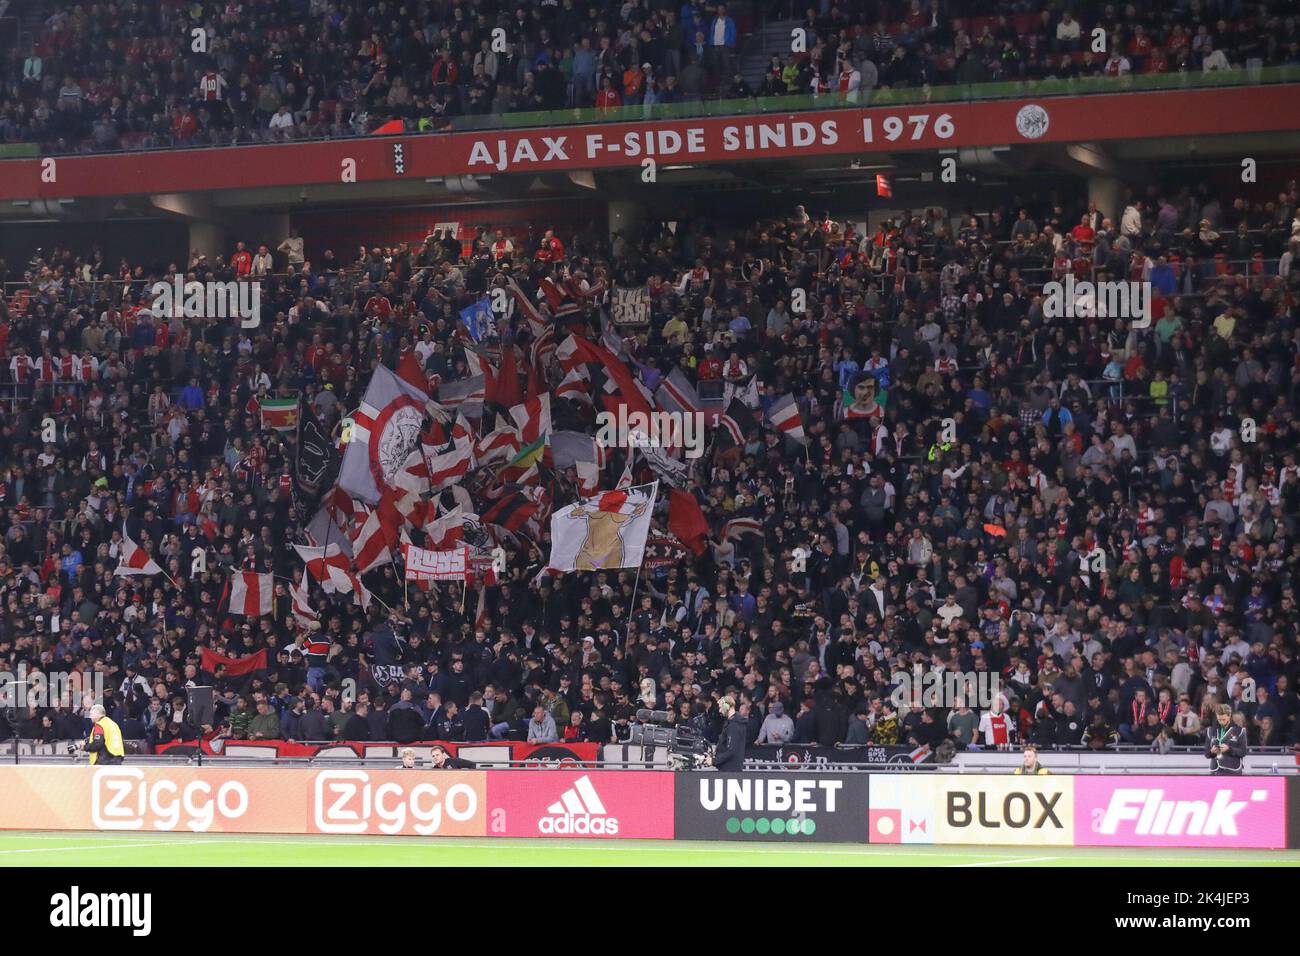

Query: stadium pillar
[[608, 200, 642, 243], [188, 220, 227, 262], [1086, 175, 1125, 225]]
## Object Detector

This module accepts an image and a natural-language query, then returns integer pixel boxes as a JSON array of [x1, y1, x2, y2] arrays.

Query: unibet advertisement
[[674, 772, 870, 843]]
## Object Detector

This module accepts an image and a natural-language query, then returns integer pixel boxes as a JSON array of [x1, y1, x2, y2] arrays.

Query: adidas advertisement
[[675, 773, 870, 843], [486, 770, 675, 839]]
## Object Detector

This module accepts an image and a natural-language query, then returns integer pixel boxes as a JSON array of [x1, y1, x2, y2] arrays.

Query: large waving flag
[[339, 364, 429, 505], [548, 482, 658, 572], [563, 335, 654, 421]]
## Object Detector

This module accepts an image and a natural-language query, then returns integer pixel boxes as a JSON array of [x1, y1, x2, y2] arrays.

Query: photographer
[[82, 704, 125, 765]]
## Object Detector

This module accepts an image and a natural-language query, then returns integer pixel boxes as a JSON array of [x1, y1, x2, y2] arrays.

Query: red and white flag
[[114, 525, 163, 577], [767, 393, 806, 443], [229, 570, 273, 616], [290, 574, 317, 628], [473, 425, 521, 466], [294, 542, 350, 592], [655, 366, 702, 417], [294, 542, 370, 609], [509, 393, 552, 448], [351, 500, 399, 573], [423, 505, 469, 550], [426, 441, 475, 489]]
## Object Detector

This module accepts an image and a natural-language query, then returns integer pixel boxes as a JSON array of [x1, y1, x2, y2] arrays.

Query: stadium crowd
[[1, 169, 1299, 759], [2, 0, 1298, 153]]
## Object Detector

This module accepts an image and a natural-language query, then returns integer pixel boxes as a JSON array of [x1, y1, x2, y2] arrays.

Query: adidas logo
[[539, 775, 620, 835]]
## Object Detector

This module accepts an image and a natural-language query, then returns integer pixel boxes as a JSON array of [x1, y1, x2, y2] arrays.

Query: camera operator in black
[[711, 695, 747, 771]]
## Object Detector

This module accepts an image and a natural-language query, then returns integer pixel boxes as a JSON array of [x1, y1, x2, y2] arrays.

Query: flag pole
[[623, 479, 657, 643], [626, 559, 642, 645]]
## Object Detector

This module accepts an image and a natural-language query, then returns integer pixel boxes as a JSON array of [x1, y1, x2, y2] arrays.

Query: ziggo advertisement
[[0, 767, 1295, 848]]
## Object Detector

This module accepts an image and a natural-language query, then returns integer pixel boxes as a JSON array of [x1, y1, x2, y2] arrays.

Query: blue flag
[[460, 297, 495, 342]]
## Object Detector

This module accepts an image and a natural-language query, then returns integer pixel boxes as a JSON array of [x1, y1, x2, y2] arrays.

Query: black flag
[[294, 398, 337, 517]]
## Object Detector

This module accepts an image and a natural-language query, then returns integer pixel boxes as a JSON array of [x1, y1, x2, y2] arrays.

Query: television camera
[[628, 708, 715, 770]]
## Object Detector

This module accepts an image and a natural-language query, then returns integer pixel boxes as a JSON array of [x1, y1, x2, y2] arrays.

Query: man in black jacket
[[460, 692, 491, 741], [429, 744, 476, 769], [1205, 704, 1248, 775], [710, 696, 747, 771]]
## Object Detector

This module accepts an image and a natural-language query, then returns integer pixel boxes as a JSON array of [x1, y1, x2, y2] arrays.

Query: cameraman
[[711, 695, 747, 771]]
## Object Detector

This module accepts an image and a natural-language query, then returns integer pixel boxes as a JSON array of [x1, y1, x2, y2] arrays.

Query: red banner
[[199, 647, 267, 676], [156, 738, 600, 765], [1, 85, 1295, 201]]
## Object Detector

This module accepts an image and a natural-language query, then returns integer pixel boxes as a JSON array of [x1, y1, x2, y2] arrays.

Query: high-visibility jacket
[[88, 716, 125, 765]]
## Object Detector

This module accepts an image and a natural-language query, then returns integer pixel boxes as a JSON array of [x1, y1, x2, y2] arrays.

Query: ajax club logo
[[1015, 104, 1050, 140]]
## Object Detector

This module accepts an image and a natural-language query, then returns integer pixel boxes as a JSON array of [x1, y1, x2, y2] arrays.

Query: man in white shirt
[[268, 105, 295, 134], [937, 594, 964, 627], [1056, 13, 1081, 48], [1202, 43, 1230, 72]]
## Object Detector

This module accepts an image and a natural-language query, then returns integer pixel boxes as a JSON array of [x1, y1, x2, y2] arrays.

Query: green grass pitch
[[1, 831, 1299, 866]]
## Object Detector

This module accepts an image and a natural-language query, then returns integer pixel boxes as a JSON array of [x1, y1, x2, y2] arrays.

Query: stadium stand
[[1, 164, 1298, 757], [1, 0, 1298, 152]]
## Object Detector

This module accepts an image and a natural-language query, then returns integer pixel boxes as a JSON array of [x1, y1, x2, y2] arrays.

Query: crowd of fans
[[1, 170, 1299, 758], [2, 0, 1298, 153]]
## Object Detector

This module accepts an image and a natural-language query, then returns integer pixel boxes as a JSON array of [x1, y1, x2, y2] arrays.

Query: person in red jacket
[[535, 229, 565, 262], [595, 75, 621, 111], [231, 242, 253, 276]]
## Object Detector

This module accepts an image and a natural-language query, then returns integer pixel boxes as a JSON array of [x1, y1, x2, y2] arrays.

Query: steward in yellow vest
[[85, 705, 125, 765]]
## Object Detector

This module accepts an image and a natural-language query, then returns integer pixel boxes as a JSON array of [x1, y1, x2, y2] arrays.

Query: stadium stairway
[[739, 19, 801, 92]]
